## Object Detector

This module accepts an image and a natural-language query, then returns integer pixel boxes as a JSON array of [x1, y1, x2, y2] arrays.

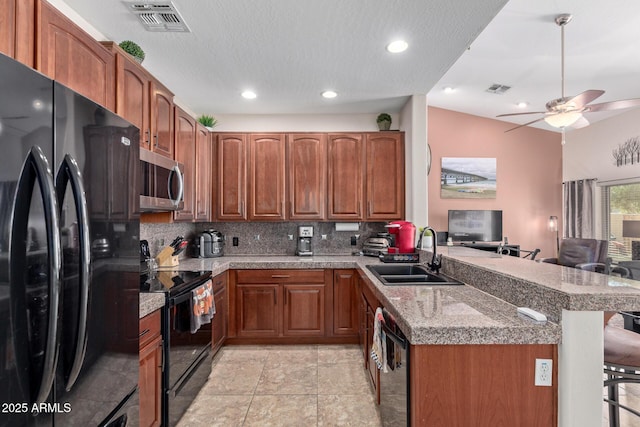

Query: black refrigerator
[[0, 53, 140, 426]]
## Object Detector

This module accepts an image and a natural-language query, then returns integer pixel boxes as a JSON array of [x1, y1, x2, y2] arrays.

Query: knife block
[[156, 246, 179, 268]]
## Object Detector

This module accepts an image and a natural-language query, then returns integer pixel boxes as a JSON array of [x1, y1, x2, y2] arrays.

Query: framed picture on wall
[[441, 157, 496, 199]]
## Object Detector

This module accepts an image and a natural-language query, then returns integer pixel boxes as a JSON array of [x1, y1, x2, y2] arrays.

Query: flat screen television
[[448, 210, 503, 243]]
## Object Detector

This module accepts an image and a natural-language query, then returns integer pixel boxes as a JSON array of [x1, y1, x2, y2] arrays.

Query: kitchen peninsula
[[141, 247, 640, 426]]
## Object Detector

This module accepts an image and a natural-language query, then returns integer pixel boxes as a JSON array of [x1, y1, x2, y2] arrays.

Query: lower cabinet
[[228, 269, 358, 343], [358, 273, 380, 403], [139, 310, 162, 427], [211, 272, 228, 355]]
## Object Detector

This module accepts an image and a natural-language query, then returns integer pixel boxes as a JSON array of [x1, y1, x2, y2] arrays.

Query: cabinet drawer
[[139, 309, 161, 349], [212, 272, 227, 293], [236, 269, 325, 284]]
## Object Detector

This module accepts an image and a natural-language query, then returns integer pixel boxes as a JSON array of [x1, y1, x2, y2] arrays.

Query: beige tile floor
[[176, 342, 640, 426], [177, 344, 382, 426]]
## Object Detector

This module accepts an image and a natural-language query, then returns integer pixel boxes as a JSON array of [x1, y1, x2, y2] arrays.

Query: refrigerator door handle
[[55, 154, 91, 391], [10, 146, 62, 404], [168, 164, 184, 207]]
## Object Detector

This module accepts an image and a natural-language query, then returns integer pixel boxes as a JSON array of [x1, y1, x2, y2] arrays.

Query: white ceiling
[[58, 0, 640, 132]]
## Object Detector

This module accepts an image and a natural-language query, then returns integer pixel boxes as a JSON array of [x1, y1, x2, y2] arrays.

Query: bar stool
[[604, 311, 640, 426]]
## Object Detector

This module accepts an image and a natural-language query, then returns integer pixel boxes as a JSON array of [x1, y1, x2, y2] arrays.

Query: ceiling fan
[[497, 13, 640, 140]]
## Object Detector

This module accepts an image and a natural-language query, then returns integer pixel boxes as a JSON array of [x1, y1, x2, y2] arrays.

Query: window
[[601, 182, 640, 261]]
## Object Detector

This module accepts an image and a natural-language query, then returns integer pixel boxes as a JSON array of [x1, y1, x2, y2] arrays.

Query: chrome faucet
[[420, 226, 442, 274]]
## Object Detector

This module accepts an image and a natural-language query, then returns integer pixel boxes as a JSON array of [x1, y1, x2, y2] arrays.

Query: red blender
[[385, 221, 416, 253]]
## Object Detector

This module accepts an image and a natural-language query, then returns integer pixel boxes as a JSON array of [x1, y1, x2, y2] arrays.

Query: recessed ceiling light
[[386, 40, 408, 53], [443, 86, 455, 94], [241, 90, 257, 99], [517, 101, 528, 108], [322, 90, 337, 99]]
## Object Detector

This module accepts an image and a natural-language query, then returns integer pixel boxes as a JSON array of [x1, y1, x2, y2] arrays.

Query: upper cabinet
[[327, 134, 364, 220], [102, 42, 151, 149], [216, 133, 247, 220], [0, 0, 35, 67], [173, 107, 196, 222], [365, 132, 405, 220], [37, 1, 115, 110], [287, 134, 326, 220], [149, 78, 174, 158], [248, 134, 286, 221], [195, 123, 212, 222]]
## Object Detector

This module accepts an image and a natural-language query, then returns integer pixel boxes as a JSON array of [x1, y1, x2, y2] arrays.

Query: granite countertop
[[139, 249, 640, 345]]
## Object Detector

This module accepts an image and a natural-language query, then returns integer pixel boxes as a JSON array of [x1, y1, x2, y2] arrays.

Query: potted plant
[[119, 40, 145, 64], [197, 114, 218, 130], [377, 113, 392, 131]]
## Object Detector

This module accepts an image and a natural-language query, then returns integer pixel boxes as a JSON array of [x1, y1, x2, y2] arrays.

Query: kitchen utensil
[[172, 240, 188, 256], [170, 236, 184, 248]]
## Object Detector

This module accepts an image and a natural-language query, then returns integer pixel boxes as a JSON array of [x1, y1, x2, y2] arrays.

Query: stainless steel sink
[[366, 264, 463, 286]]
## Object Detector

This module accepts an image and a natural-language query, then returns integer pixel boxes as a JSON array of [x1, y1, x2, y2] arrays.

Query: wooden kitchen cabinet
[[248, 134, 286, 221], [283, 284, 325, 336], [287, 133, 327, 220], [365, 132, 405, 220], [149, 78, 174, 158], [327, 134, 364, 220], [211, 272, 227, 354], [332, 269, 358, 336], [358, 272, 380, 403], [194, 123, 212, 221], [102, 41, 151, 149], [139, 310, 162, 427], [173, 107, 196, 221], [0, 0, 35, 66], [235, 283, 280, 337], [215, 133, 247, 220], [37, 1, 115, 110], [231, 269, 330, 340]]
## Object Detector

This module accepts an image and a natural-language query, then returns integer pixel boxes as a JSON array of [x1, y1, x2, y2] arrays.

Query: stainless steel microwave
[[140, 148, 184, 211]]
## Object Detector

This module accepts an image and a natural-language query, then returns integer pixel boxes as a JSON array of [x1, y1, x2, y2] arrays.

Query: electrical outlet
[[254, 235, 260, 240], [350, 236, 357, 245], [535, 358, 553, 386], [321, 234, 327, 240], [288, 234, 294, 241], [232, 237, 239, 246]]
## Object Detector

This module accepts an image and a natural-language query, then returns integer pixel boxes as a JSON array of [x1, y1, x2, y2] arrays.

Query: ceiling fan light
[[544, 111, 582, 128]]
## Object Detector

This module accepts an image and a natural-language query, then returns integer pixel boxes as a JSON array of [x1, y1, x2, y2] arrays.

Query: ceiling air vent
[[124, 1, 190, 32], [485, 83, 511, 95]]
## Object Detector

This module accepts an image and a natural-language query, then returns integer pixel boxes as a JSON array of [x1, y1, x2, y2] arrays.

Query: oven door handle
[[170, 290, 194, 306], [381, 321, 408, 350]]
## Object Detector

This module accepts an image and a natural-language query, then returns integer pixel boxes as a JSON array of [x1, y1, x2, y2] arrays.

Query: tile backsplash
[[140, 221, 387, 258]]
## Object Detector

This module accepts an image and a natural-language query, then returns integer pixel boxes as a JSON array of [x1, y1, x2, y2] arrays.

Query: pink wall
[[427, 107, 563, 258]]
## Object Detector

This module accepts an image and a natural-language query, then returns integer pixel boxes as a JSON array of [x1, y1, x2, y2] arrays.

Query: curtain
[[563, 179, 596, 238]]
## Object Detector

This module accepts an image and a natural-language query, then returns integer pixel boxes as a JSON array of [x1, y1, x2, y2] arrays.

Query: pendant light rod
[[555, 14, 572, 100]]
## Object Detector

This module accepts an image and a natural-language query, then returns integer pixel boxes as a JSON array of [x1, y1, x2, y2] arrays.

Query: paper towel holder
[[335, 222, 360, 232]]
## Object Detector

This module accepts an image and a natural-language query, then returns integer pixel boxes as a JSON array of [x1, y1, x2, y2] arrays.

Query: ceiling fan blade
[[565, 90, 605, 108], [504, 117, 545, 133], [586, 98, 640, 112], [570, 116, 590, 129], [496, 111, 546, 118]]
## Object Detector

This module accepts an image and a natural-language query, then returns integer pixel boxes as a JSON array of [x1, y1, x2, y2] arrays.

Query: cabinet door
[[249, 134, 286, 221], [0, 0, 16, 58], [287, 134, 326, 220], [173, 107, 196, 221], [104, 42, 151, 149], [216, 133, 247, 220], [211, 272, 227, 354], [139, 310, 162, 427], [365, 133, 405, 220], [139, 335, 162, 427], [37, 1, 114, 110], [236, 284, 279, 337], [332, 270, 358, 336], [327, 134, 364, 220], [149, 79, 174, 158], [194, 124, 211, 221], [283, 284, 325, 336]]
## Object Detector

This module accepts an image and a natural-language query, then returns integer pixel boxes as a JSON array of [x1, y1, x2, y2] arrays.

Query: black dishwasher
[[379, 310, 410, 426]]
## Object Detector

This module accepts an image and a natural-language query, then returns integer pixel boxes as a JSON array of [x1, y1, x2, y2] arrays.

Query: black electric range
[[140, 268, 214, 426]]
